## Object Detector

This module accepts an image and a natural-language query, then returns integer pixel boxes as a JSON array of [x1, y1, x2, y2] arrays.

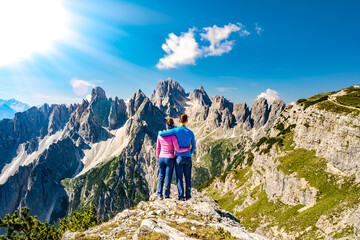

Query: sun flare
[[0, 0, 69, 66]]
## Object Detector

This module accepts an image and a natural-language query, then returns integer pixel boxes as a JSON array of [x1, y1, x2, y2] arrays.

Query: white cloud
[[156, 23, 252, 69], [156, 28, 202, 69], [255, 23, 264, 35], [257, 89, 280, 104], [201, 23, 241, 57], [240, 29, 250, 37], [216, 87, 238, 92]]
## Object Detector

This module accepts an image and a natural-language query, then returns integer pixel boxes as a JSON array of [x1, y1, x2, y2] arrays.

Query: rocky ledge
[[62, 185, 267, 240]]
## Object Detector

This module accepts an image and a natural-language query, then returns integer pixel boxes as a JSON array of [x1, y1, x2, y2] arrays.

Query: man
[[158, 114, 196, 201]]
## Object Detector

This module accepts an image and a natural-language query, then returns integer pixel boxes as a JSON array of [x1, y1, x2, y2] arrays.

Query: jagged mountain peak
[[135, 88, 146, 97], [190, 85, 212, 106], [151, 78, 188, 117], [252, 97, 268, 108], [271, 98, 284, 105], [251, 98, 270, 129], [90, 86, 107, 102], [151, 78, 187, 97], [211, 95, 234, 111], [127, 89, 149, 117]]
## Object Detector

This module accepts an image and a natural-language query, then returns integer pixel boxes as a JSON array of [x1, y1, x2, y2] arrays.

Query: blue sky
[[0, 0, 359, 106]]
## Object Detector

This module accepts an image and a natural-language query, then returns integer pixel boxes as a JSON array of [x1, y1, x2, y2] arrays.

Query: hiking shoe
[[186, 197, 191, 201], [178, 197, 185, 201], [164, 196, 171, 199]]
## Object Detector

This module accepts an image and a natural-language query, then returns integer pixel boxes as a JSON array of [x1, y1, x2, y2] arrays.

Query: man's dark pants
[[175, 156, 192, 200]]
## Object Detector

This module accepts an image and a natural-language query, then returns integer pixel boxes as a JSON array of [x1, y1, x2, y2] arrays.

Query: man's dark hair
[[179, 114, 188, 123]]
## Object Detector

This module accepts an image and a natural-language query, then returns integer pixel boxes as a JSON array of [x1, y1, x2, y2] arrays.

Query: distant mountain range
[[0, 99, 30, 120]]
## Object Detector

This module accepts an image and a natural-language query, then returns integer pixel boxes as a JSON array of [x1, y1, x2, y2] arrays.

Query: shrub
[[247, 151, 254, 166], [255, 137, 268, 148], [277, 124, 296, 136], [296, 98, 307, 104], [0, 206, 99, 240], [197, 176, 216, 192], [58, 206, 98, 234], [275, 123, 285, 132]]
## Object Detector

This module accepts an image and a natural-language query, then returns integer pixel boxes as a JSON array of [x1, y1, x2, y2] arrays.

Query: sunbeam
[[0, 0, 70, 66]]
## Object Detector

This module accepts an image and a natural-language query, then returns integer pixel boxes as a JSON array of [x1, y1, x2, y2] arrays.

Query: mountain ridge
[[0, 78, 283, 224]]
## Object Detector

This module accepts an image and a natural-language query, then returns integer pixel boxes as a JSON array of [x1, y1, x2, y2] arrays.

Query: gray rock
[[62, 185, 268, 240], [251, 98, 270, 129], [265, 99, 286, 130], [233, 102, 250, 123], [207, 96, 235, 129], [187, 86, 212, 121], [151, 77, 188, 117]]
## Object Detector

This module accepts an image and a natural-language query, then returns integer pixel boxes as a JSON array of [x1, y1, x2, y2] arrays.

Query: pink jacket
[[157, 135, 190, 158]]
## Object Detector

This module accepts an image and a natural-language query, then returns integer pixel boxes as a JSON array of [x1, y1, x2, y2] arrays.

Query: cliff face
[[151, 77, 188, 117], [200, 86, 360, 239]]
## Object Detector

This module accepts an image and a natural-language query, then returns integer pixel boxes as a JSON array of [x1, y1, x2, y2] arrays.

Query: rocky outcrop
[[285, 103, 360, 180], [62, 185, 267, 240], [233, 102, 250, 123], [64, 87, 127, 144], [187, 86, 212, 121], [191, 86, 212, 106], [251, 147, 318, 208], [127, 89, 147, 117], [47, 105, 71, 135], [108, 97, 126, 130], [206, 96, 236, 129], [264, 99, 286, 130], [151, 77, 188, 117], [250, 98, 270, 129]]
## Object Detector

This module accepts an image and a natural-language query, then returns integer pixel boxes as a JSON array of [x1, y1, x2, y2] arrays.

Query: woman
[[156, 118, 190, 199]]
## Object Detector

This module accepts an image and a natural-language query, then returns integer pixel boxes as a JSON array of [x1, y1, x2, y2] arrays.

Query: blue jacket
[[158, 126, 196, 157]]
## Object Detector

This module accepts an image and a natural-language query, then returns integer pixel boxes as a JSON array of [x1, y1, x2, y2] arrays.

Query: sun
[[0, 0, 69, 66]]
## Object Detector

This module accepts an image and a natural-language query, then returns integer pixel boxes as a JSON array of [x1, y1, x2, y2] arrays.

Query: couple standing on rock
[[156, 114, 196, 201]]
